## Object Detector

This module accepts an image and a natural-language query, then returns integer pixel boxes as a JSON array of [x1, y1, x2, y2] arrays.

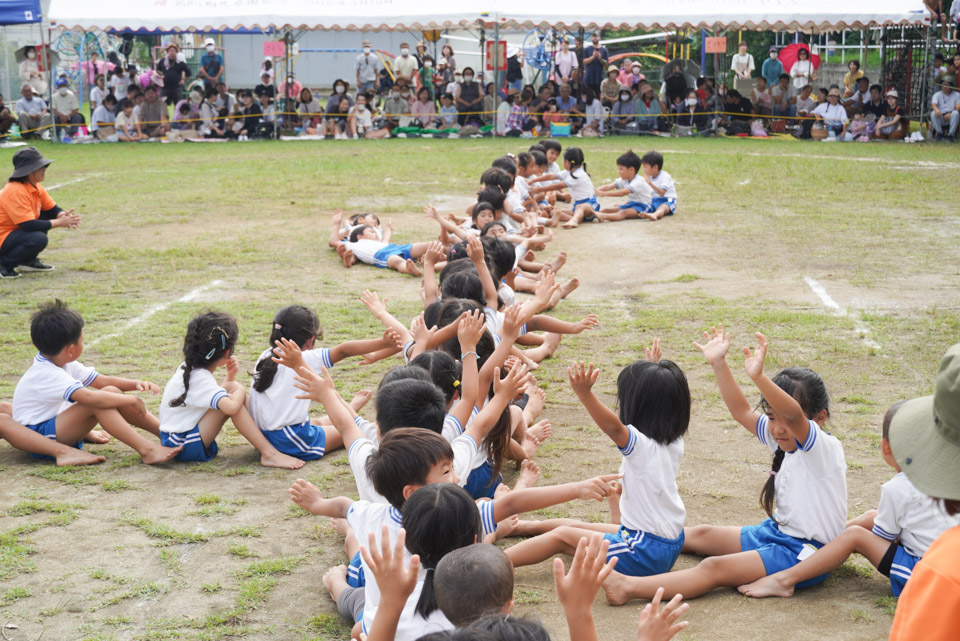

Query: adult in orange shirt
[[0, 147, 80, 279], [887, 343, 960, 641]]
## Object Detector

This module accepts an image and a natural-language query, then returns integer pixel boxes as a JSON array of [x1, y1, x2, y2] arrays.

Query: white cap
[[204, 37, 216, 47]]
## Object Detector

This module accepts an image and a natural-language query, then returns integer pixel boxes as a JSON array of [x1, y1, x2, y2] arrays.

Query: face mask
[[401, 48, 409, 56], [464, 75, 473, 82], [363, 47, 371, 54], [455, 76, 462, 82], [770, 53, 778, 59], [620, 95, 630, 102], [58, 87, 67, 96], [686, 98, 697, 106], [401, 90, 410, 97], [391, 92, 399, 99], [27, 51, 36, 60], [206, 45, 215, 53], [335, 85, 344, 94], [425, 61, 433, 68]]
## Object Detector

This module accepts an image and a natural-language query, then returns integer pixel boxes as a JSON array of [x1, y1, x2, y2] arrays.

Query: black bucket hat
[[10, 147, 53, 180]]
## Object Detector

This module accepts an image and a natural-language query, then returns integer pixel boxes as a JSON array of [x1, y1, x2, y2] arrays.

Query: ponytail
[[169, 311, 239, 407], [760, 448, 785, 520], [253, 305, 320, 393], [483, 406, 512, 486]]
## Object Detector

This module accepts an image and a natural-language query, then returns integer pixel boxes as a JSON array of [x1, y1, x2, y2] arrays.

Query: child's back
[[159, 364, 228, 434], [618, 424, 685, 540], [875, 471, 960, 559], [13, 356, 98, 427], [248, 345, 332, 431]]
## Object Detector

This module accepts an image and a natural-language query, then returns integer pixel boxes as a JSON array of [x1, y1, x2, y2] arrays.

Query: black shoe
[[947, 136, 955, 143], [936, 133, 944, 141], [18, 258, 54, 272], [0, 264, 21, 279]]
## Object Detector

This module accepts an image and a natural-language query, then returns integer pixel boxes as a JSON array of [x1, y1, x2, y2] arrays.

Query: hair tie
[[769, 470, 777, 476], [452, 379, 460, 388], [274, 323, 282, 330]]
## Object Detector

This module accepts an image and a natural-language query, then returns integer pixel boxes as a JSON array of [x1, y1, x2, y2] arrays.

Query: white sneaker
[[41, 129, 51, 141], [352, 134, 359, 140]]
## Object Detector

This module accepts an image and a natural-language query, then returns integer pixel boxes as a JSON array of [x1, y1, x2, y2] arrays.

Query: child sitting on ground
[[11, 300, 181, 465], [639, 151, 677, 220], [595, 150, 654, 222], [739, 400, 960, 598], [527, 147, 597, 228]]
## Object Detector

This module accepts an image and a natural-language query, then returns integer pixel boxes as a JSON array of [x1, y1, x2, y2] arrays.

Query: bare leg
[[597, 207, 642, 222], [561, 206, 587, 229], [603, 551, 767, 603], [323, 564, 350, 603], [227, 402, 305, 469], [323, 426, 344, 453], [514, 459, 540, 490], [54, 403, 181, 465], [548, 251, 567, 273], [846, 509, 877, 530], [507, 524, 619, 567], [386, 255, 421, 276], [522, 387, 545, 425], [738, 525, 890, 598], [681, 524, 744, 555], [522, 332, 563, 362], [516, 333, 546, 347], [643, 204, 671, 221], [0, 415, 105, 466]]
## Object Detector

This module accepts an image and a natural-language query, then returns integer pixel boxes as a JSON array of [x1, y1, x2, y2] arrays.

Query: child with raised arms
[[248, 304, 401, 461], [10, 300, 181, 465], [739, 400, 960, 598], [159, 311, 305, 469], [639, 151, 677, 220], [602, 326, 847, 603], [527, 147, 597, 228], [595, 150, 654, 222]]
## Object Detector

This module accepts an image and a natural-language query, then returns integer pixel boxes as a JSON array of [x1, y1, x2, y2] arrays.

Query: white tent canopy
[[49, 0, 929, 33]]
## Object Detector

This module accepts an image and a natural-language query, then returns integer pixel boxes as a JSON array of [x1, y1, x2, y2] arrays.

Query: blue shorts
[[26, 416, 83, 460], [650, 197, 677, 215], [573, 197, 600, 221], [161, 425, 218, 462], [741, 519, 827, 589], [882, 543, 919, 597], [619, 201, 652, 212], [347, 550, 366, 588], [603, 527, 684, 577], [373, 243, 413, 268], [464, 460, 503, 499], [261, 421, 327, 460]]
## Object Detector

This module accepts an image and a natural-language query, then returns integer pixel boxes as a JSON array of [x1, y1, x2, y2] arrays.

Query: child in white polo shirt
[[596, 150, 653, 222], [640, 150, 678, 220], [11, 300, 181, 465]]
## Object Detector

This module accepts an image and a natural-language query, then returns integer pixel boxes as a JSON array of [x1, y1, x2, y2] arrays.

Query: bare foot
[[527, 420, 552, 443], [330, 517, 349, 536], [520, 435, 540, 460], [561, 221, 579, 229], [523, 250, 536, 262], [140, 444, 182, 465], [558, 277, 580, 299], [602, 571, 634, 606], [336, 244, 356, 268], [607, 480, 623, 524], [261, 451, 306, 469], [738, 574, 795, 598], [548, 252, 566, 273], [495, 514, 519, 540], [516, 349, 539, 371], [515, 459, 540, 490], [83, 430, 110, 444], [56, 449, 106, 466], [402, 259, 422, 277], [522, 387, 546, 425], [289, 479, 325, 513], [540, 332, 563, 359], [322, 564, 350, 602], [349, 389, 373, 412]]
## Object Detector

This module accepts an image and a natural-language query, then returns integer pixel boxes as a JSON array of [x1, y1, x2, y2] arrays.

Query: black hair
[[859, 75, 870, 85], [367, 428, 454, 509], [696, 76, 706, 88], [435, 299, 497, 369], [541, 139, 562, 154], [481, 221, 508, 237], [411, 351, 463, 405], [375, 379, 447, 434], [103, 94, 118, 105], [726, 88, 742, 100], [403, 484, 483, 618], [441, 270, 485, 307], [480, 168, 513, 193], [477, 186, 506, 212], [253, 305, 320, 393], [144, 84, 158, 94], [616, 360, 690, 445], [640, 150, 664, 171], [119, 98, 133, 110], [759, 367, 830, 520], [442, 92, 454, 101], [515, 152, 533, 170], [205, 86, 218, 99], [850, 59, 860, 70], [349, 225, 372, 242], [417, 631, 500, 641], [378, 364, 434, 390], [462, 67, 475, 76], [469, 614, 551, 641], [529, 150, 547, 167], [870, 83, 883, 94], [170, 311, 238, 408], [528, 143, 546, 153], [616, 150, 642, 172], [779, 72, 790, 81], [471, 201, 495, 222], [481, 236, 516, 284], [881, 400, 906, 442], [563, 147, 587, 175], [435, 544, 514, 626], [30, 300, 84, 356], [491, 156, 517, 178]]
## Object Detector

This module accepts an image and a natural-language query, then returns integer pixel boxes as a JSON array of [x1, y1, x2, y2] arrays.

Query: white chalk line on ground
[[803, 276, 881, 350], [88, 280, 225, 348], [46, 175, 93, 191]]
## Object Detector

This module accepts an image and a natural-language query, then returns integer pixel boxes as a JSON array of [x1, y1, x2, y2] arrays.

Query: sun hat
[[362, 39, 371, 46], [10, 147, 54, 180], [631, 61, 641, 69], [828, 87, 840, 97], [166, 43, 179, 52], [943, 76, 958, 88], [885, 89, 898, 99], [607, 64, 618, 75], [204, 37, 216, 47], [888, 343, 960, 501]]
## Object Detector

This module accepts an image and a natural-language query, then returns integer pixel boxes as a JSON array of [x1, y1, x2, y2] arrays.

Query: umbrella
[[15, 45, 61, 67], [778, 43, 821, 73]]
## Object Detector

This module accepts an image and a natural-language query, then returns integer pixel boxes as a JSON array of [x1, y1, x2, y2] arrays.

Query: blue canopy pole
[[700, 29, 706, 72]]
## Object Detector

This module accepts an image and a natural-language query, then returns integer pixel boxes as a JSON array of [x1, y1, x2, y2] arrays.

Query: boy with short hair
[[595, 150, 653, 222], [435, 544, 514, 626], [640, 151, 677, 220], [540, 139, 569, 203], [11, 300, 181, 464]]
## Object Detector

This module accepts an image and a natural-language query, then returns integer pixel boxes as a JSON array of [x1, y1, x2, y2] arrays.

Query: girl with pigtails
[[602, 325, 847, 603], [158, 311, 305, 469]]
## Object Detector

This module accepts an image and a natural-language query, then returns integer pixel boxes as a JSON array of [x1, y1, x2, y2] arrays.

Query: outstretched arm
[[694, 324, 759, 435], [292, 365, 366, 450], [329, 329, 402, 365], [359, 290, 413, 345], [493, 473, 620, 523], [464, 362, 529, 445], [425, 205, 470, 241], [288, 478, 352, 518], [568, 362, 630, 448], [744, 333, 810, 444], [448, 310, 484, 428], [467, 235, 499, 310], [328, 211, 344, 249]]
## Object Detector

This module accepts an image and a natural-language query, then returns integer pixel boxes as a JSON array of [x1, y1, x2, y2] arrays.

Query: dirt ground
[[2, 168, 956, 641]]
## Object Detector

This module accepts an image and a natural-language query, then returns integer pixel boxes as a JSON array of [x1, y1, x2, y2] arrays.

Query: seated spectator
[[842, 59, 863, 97], [324, 95, 354, 139], [278, 73, 302, 114], [89, 74, 107, 113], [439, 93, 459, 129], [874, 89, 906, 140], [115, 98, 146, 142], [931, 76, 960, 142], [530, 84, 554, 126], [634, 82, 663, 132], [382, 86, 408, 130], [611, 88, 634, 130], [505, 89, 529, 135], [555, 83, 582, 132], [230, 89, 262, 139], [541, 99, 566, 131], [843, 76, 871, 113], [298, 88, 323, 132], [481, 83, 495, 125], [0, 93, 15, 137], [169, 100, 200, 141], [600, 65, 622, 107], [812, 87, 849, 138], [677, 88, 708, 131], [454, 67, 482, 125], [624, 61, 645, 88], [326, 79, 353, 111], [349, 92, 388, 139], [411, 86, 438, 128], [862, 84, 886, 121], [50, 79, 84, 137], [582, 88, 604, 135], [842, 107, 869, 141], [138, 84, 170, 138], [771, 73, 797, 118], [751, 77, 773, 116], [255, 72, 276, 99], [199, 87, 226, 138], [214, 81, 236, 114], [794, 84, 816, 138], [91, 94, 118, 142], [258, 93, 276, 138]]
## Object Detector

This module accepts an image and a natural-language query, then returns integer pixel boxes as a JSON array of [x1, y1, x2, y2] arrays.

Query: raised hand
[[644, 338, 662, 362], [423, 205, 440, 219], [457, 309, 486, 351], [501, 304, 523, 338], [466, 234, 484, 263], [636, 587, 690, 641], [411, 312, 438, 345], [743, 332, 768, 381], [577, 473, 623, 501], [568, 361, 600, 398], [553, 533, 618, 623], [332, 210, 343, 226], [382, 328, 404, 350], [292, 365, 334, 402], [423, 241, 445, 268], [272, 337, 306, 372], [495, 362, 529, 400], [360, 289, 387, 317], [692, 324, 731, 366], [361, 527, 421, 606], [572, 314, 600, 334]]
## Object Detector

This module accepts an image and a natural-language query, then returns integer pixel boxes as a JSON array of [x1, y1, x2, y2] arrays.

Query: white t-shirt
[[615, 174, 653, 205], [394, 55, 419, 81], [812, 102, 849, 128], [872, 471, 960, 559], [791, 60, 815, 89], [650, 170, 677, 200], [247, 347, 333, 431], [618, 425, 685, 539], [13, 355, 99, 426], [159, 364, 229, 434], [51, 90, 80, 116], [110, 74, 131, 98], [90, 86, 107, 109], [341, 238, 388, 265], [91, 104, 115, 132], [558, 167, 595, 202], [554, 50, 579, 80], [756, 415, 847, 544], [731, 53, 756, 75]]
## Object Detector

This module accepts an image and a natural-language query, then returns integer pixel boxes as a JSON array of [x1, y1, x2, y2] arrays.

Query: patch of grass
[[236, 556, 301, 578], [0, 586, 31, 604], [7, 499, 81, 518], [874, 595, 897, 616], [850, 608, 874, 623], [673, 273, 701, 283], [193, 494, 225, 505], [122, 514, 210, 545], [189, 504, 241, 518], [305, 613, 351, 638], [28, 465, 100, 486], [101, 479, 134, 492], [109, 454, 143, 469], [221, 526, 262, 538], [513, 587, 546, 605], [287, 504, 310, 518], [227, 542, 255, 559], [201, 582, 223, 594], [158, 549, 182, 574]]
